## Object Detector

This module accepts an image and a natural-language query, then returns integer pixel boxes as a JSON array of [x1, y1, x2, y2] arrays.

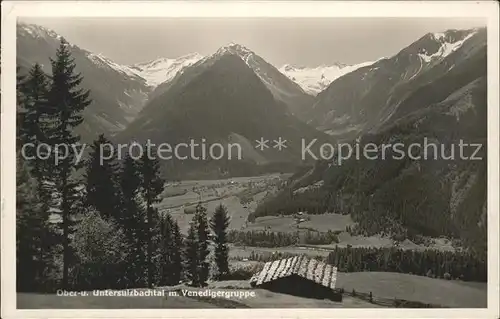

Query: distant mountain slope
[[255, 29, 487, 254], [129, 53, 204, 87], [118, 50, 330, 179], [308, 28, 484, 141], [148, 43, 314, 118], [17, 23, 152, 142], [279, 61, 374, 95]]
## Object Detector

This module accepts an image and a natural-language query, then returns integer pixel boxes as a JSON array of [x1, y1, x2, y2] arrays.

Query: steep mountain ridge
[[308, 28, 484, 141], [118, 50, 330, 178], [17, 23, 151, 142], [147, 43, 315, 118], [255, 28, 487, 253]]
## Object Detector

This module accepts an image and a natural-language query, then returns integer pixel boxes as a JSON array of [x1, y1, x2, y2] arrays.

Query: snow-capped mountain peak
[[279, 61, 374, 95], [214, 42, 254, 61], [129, 53, 204, 87], [416, 29, 478, 64], [87, 52, 142, 79], [17, 22, 61, 40]]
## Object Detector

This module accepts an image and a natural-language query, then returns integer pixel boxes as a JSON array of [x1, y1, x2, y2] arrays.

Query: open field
[[155, 174, 286, 233], [229, 245, 330, 260], [244, 213, 355, 233], [155, 174, 458, 252], [335, 272, 487, 308]]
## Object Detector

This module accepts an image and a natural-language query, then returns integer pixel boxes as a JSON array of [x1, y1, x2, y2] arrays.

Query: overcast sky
[[18, 17, 486, 67]]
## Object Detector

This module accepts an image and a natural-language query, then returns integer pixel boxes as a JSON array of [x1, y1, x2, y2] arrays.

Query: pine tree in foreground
[[138, 153, 164, 288], [171, 220, 184, 284], [16, 64, 55, 291], [210, 204, 230, 280], [185, 221, 199, 286], [119, 154, 147, 287], [17, 63, 50, 152], [17, 63, 53, 221], [84, 134, 122, 220], [156, 213, 183, 286], [45, 38, 92, 288], [195, 203, 210, 286]]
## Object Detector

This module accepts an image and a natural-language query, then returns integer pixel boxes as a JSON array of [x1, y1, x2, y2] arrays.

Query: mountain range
[[16, 22, 488, 250], [254, 27, 487, 253], [308, 28, 484, 141]]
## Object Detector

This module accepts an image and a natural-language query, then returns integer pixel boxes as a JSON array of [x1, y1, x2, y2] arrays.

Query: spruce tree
[[46, 38, 92, 288], [84, 134, 121, 220], [195, 203, 210, 286], [158, 214, 182, 285], [138, 153, 164, 288], [16, 64, 54, 291], [119, 154, 146, 287], [156, 213, 183, 286], [18, 64, 49, 145], [156, 214, 171, 286], [185, 221, 199, 286], [171, 220, 184, 284], [17, 63, 53, 203], [210, 204, 230, 280]]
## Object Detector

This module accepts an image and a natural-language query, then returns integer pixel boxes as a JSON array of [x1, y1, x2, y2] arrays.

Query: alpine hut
[[249, 255, 342, 302]]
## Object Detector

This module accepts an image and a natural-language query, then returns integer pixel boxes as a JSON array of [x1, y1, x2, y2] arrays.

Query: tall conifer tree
[[184, 221, 199, 286], [17, 64, 54, 290], [46, 38, 92, 288], [119, 154, 147, 286], [84, 134, 121, 220], [195, 203, 210, 286], [210, 204, 230, 280], [138, 153, 164, 288]]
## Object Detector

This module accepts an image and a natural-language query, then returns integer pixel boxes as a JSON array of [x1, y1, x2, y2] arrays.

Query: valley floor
[[157, 174, 460, 253]]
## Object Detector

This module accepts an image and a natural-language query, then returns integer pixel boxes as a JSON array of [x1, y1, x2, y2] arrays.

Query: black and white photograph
[[1, 1, 499, 318]]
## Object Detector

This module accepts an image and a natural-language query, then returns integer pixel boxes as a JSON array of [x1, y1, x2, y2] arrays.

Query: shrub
[[70, 211, 130, 289]]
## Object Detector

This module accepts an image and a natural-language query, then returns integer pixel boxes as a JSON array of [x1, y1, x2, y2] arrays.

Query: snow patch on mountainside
[[130, 53, 204, 87], [18, 23, 61, 40], [87, 52, 141, 79], [279, 61, 374, 95], [419, 31, 477, 63]]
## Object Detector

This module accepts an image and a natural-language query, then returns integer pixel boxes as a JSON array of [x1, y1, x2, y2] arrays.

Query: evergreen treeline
[[326, 246, 487, 282], [227, 229, 339, 247], [234, 245, 486, 283], [252, 136, 487, 259], [16, 39, 231, 292]]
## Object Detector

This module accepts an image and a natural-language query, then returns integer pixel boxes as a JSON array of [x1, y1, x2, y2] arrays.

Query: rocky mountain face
[[16, 23, 205, 142], [118, 50, 330, 179], [259, 28, 487, 253], [148, 43, 314, 118], [17, 23, 152, 142], [279, 61, 374, 95], [308, 28, 484, 141], [129, 53, 204, 87]]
